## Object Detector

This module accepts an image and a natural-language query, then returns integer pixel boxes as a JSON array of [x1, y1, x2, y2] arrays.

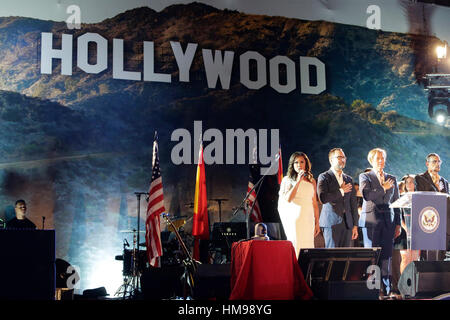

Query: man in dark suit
[[318, 148, 359, 248], [415, 153, 449, 261], [415, 153, 449, 194], [359, 148, 401, 297]]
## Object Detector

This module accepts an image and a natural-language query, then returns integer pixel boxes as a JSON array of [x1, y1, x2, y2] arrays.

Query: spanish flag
[[277, 146, 283, 185], [192, 143, 209, 260]]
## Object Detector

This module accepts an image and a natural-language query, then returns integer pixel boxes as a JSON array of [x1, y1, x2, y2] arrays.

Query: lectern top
[[390, 191, 449, 209]]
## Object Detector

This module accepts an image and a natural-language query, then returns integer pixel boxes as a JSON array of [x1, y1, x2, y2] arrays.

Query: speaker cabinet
[[298, 248, 381, 300], [399, 261, 450, 298]]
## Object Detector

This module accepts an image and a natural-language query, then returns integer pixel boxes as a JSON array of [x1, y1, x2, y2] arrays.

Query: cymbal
[[165, 215, 188, 220], [167, 219, 186, 232], [119, 230, 145, 233]]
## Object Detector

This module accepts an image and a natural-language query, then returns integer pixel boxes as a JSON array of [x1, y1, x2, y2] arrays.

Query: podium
[[393, 192, 450, 298], [390, 191, 449, 250]]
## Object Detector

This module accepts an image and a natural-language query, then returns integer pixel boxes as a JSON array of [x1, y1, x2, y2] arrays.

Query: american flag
[[246, 170, 262, 223], [145, 135, 165, 267]]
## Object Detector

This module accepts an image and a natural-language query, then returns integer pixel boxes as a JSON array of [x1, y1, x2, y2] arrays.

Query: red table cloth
[[229, 240, 313, 300]]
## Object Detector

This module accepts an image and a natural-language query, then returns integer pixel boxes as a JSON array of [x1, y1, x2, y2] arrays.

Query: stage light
[[435, 109, 448, 124], [436, 114, 446, 124], [88, 252, 124, 296], [436, 45, 447, 60], [427, 87, 450, 123]]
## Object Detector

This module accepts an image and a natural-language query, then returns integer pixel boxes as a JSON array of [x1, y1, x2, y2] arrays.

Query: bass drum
[[121, 249, 147, 276]]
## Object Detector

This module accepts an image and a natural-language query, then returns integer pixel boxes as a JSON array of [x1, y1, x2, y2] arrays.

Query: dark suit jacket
[[318, 169, 358, 229], [358, 170, 401, 228], [415, 171, 449, 194]]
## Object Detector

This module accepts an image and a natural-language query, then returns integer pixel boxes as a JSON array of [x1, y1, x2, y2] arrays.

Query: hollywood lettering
[[40, 32, 326, 94]]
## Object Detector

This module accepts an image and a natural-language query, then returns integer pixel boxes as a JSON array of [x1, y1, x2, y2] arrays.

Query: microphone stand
[[134, 192, 149, 256], [246, 175, 264, 239], [211, 198, 228, 222], [134, 191, 148, 294]]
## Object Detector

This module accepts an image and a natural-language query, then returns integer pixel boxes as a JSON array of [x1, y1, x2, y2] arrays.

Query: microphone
[[297, 170, 305, 180]]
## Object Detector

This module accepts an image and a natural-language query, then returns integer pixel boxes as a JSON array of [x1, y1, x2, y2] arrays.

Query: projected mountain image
[[0, 3, 448, 292]]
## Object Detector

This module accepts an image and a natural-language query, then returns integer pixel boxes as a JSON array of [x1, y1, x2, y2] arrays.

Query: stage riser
[[193, 264, 231, 300], [140, 266, 185, 299], [140, 264, 231, 300], [313, 281, 379, 300]]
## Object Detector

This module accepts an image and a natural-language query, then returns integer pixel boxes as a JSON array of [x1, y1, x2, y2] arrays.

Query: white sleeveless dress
[[278, 177, 315, 256]]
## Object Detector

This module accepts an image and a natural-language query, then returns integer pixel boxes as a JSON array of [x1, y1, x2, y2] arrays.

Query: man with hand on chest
[[317, 148, 359, 248], [415, 153, 449, 194], [415, 153, 449, 261]]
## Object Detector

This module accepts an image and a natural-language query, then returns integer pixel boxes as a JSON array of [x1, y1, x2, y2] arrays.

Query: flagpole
[[192, 141, 209, 262]]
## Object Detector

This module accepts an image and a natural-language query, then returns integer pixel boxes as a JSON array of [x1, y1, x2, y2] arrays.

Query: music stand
[[211, 198, 228, 222]]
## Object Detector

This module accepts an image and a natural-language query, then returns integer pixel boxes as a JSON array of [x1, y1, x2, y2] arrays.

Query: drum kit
[[114, 211, 192, 299], [114, 229, 145, 298], [113, 193, 242, 299]]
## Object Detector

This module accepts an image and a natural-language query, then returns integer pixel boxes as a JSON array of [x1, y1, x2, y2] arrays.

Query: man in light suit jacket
[[359, 148, 401, 297], [318, 148, 359, 248], [415, 153, 449, 261]]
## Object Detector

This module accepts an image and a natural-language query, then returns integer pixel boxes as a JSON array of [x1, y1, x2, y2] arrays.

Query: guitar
[[161, 213, 199, 294]]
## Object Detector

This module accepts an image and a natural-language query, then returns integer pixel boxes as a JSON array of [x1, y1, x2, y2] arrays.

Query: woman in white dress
[[278, 151, 320, 256]]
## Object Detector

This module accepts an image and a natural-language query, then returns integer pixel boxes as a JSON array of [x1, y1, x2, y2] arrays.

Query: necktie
[[378, 171, 384, 185]]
